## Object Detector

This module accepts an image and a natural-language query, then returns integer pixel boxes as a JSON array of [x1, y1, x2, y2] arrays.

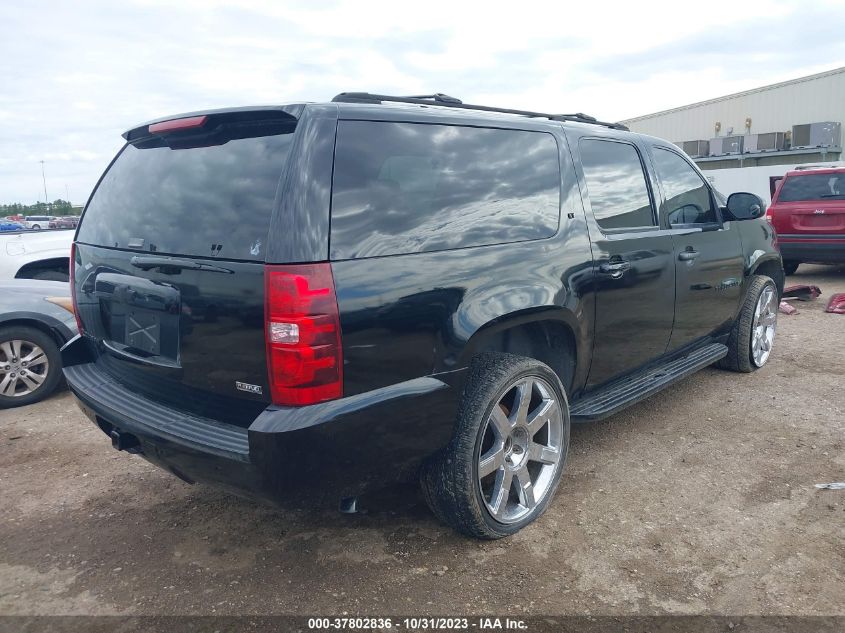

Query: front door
[[649, 146, 744, 352], [573, 135, 676, 388]]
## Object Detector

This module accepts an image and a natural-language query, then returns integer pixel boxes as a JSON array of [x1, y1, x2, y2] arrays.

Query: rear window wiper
[[820, 193, 845, 198], [130, 256, 234, 274]]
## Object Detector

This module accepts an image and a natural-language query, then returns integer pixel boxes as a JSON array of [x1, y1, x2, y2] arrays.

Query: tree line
[[1, 200, 78, 216]]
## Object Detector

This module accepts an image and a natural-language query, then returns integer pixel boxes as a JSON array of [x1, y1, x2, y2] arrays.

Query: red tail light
[[69, 243, 84, 335], [264, 264, 343, 406]]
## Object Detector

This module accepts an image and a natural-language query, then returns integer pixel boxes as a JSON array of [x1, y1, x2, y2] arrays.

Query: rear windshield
[[778, 173, 844, 202], [78, 127, 295, 261]]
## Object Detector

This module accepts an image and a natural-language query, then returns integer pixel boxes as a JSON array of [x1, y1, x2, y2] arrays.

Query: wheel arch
[[458, 308, 582, 395], [14, 257, 70, 281], [0, 314, 72, 349], [749, 256, 785, 298]]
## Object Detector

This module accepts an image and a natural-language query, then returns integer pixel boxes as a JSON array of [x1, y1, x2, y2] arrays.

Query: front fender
[[736, 218, 783, 296], [737, 218, 780, 272]]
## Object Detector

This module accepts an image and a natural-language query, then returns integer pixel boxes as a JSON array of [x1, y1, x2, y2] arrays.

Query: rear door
[[649, 145, 744, 352], [570, 133, 676, 388], [74, 110, 299, 426]]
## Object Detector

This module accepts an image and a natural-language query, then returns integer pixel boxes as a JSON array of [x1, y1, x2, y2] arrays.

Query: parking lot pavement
[[0, 266, 843, 617]]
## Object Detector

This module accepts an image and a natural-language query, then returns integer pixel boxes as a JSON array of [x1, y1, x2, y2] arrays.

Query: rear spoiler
[[122, 105, 304, 144]]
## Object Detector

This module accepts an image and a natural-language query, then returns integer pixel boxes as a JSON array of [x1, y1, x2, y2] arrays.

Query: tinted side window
[[330, 121, 560, 259], [579, 139, 655, 230], [653, 148, 717, 226]]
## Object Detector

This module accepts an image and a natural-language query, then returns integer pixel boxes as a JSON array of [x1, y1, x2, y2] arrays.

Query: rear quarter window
[[329, 121, 561, 259]]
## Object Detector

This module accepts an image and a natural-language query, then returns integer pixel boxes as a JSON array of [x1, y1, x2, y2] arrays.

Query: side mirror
[[726, 192, 765, 220]]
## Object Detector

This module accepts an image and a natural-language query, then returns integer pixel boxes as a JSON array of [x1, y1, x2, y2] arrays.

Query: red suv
[[768, 166, 845, 274]]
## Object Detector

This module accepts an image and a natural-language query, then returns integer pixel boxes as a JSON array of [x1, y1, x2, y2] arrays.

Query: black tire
[[0, 326, 63, 409], [718, 275, 778, 373], [31, 269, 69, 282], [420, 353, 570, 539], [31, 224, 41, 230], [782, 260, 800, 276]]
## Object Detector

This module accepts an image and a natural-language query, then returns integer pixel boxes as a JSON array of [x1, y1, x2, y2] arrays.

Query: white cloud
[[0, 0, 843, 204]]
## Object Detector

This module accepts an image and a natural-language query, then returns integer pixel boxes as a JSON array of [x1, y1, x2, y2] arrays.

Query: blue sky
[[1, 0, 844, 205]]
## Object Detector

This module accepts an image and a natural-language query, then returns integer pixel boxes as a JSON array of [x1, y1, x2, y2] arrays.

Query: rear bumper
[[778, 238, 845, 263], [61, 335, 460, 503]]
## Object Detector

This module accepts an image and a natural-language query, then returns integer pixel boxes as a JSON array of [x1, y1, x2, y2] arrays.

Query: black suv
[[63, 93, 783, 538]]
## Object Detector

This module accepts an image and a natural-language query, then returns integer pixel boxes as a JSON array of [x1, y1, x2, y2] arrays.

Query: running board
[[570, 343, 728, 422]]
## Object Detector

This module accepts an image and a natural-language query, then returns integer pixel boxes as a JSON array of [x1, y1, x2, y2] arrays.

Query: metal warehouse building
[[620, 66, 844, 203], [621, 66, 844, 171]]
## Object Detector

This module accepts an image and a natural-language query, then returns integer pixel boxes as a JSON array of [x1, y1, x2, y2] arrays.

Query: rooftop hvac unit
[[721, 135, 744, 155], [744, 132, 786, 153], [743, 134, 759, 153], [758, 131, 787, 151], [791, 122, 842, 149], [709, 137, 724, 156], [682, 140, 710, 158]]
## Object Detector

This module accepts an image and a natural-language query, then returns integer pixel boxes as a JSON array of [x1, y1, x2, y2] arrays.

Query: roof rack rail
[[331, 92, 629, 131]]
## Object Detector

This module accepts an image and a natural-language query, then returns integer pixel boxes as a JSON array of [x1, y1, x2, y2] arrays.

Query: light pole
[[39, 160, 48, 205]]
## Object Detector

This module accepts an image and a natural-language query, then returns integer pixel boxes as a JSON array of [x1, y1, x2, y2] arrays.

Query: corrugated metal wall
[[622, 67, 845, 144]]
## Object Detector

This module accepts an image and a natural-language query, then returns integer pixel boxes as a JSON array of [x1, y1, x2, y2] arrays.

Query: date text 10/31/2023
[[307, 617, 528, 630]]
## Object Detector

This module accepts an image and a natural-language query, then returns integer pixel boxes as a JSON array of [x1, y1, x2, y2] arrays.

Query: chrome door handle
[[678, 250, 700, 261], [599, 260, 631, 278]]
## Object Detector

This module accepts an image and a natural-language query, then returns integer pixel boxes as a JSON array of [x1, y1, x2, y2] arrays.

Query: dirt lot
[[1, 265, 843, 619]]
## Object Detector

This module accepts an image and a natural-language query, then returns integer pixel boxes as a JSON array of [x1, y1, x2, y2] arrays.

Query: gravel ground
[[0, 265, 843, 618]]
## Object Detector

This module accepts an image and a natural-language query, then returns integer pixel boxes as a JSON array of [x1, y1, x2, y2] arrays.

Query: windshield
[[778, 173, 844, 202], [77, 125, 295, 261]]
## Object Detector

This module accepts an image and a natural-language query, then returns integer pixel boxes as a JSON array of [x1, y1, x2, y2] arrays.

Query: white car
[[0, 229, 73, 281], [23, 215, 54, 230]]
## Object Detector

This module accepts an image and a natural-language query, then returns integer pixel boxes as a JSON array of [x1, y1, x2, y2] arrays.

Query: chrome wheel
[[751, 284, 777, 367], [0, 339, 50, 397], [477, 376, 564, 524]]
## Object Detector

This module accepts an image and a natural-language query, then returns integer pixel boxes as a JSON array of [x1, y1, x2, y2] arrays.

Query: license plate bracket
[[125, 310, 162, 355]]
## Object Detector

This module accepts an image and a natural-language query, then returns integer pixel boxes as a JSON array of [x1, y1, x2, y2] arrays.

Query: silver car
[[0, 280, 77, 408]]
